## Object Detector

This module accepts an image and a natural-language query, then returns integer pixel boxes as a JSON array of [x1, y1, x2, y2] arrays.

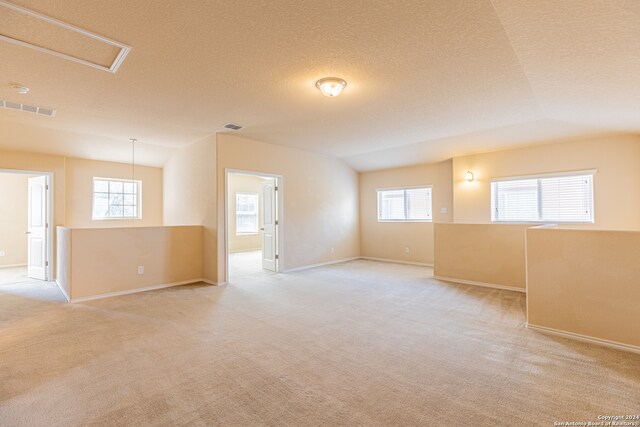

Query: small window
[[491, 171, 594, 223], [377, 187, 432, 222], [92, 178, 141, 220], [236, 193, 259, 234]]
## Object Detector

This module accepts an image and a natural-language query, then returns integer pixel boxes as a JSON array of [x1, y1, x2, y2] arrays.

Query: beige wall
[[163, 136, 217, 282], [433, 223, 531, 290], [359, 160, 453, 264], [527, 228, 640, 350], [56, 226, 71, 299], [65, 157, 163, 228], [0, 150, 66, 275], [0, 148, 165, 277], [452, 134, 640, 230], [0, 173, 30, 267], [216, 134, 360, 281], [0, 150, 66, 236], [227, 174, 265, 253], [60, 226, 203, 300]]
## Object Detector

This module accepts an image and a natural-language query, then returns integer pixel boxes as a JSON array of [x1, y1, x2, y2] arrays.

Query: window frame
[[376, 185, 433, 223], [92, 177, 142, 220], [235, 192, 260, 235], [490, 169, 596, 224]]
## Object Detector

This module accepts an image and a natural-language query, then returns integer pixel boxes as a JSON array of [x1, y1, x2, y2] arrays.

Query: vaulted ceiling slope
[[0, 0, 638, 170]]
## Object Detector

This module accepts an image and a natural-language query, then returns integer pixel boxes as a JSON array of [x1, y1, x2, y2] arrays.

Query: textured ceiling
[[0, 0, 638, 169]]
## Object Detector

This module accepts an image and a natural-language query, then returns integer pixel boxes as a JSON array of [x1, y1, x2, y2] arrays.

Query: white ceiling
[[0, 0, 638, 170]]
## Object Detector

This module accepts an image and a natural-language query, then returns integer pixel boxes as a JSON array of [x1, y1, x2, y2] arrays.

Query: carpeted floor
[[0, 266, 31, 286], [1, 259, 638, 426], [229, 250, 270, 279]]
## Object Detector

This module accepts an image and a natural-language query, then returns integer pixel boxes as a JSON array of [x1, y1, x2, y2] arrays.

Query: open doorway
[[0, 170, 52, 285], [225, 170, 283, 282]]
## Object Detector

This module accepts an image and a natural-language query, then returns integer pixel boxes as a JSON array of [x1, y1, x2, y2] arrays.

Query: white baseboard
[[433, 276, 526, 293], [285, 257, 361, 273], [526, 323, 640, 355], [285, 256, 433, 273], [70, 278, 214, 303], [0, 263, 27, 269], [229, 248, 261, 254], [229, 248, 262, 255], [54, 279, 71, 302], [359, 257, 434, 268], [200, 278, 222, 286]]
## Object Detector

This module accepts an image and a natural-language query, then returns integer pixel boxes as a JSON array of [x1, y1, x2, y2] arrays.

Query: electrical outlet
[[440, 207, 448, 214], [0, 250, 5, 257], [404, 247, 410, 254], [137, 266, 144, 275], [331, 247, 335, 254]]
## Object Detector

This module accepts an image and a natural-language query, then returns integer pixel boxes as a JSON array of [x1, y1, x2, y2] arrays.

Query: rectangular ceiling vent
[[223, 123, 243, 130], [0, 0, 131, 73], [0, 100, 57, 117]]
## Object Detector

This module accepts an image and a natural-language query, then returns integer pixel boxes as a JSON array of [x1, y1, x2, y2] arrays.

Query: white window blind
[[236, 193, 259, 234], [491, 172, 594, 223], [377, 187, 432, 221], [92, 177, 141, 219]]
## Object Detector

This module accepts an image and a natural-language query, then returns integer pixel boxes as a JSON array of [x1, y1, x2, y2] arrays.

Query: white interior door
[[28, 176, 47, 281], [261, 179, 277, 271]]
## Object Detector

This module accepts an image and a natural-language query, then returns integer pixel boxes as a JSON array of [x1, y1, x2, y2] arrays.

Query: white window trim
[[376, 185, 433, 223], [235, 192, 259, 235], [375, 184, 434, 192], [490, 169, 597, 183], [92, 177, 143, 220], [490, 169, 596, 224]]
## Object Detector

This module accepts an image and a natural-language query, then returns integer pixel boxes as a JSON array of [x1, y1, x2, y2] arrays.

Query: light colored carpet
[[0, 266, 31, 286], [229, 250, 271, 279], [1, 259, 638, 426]]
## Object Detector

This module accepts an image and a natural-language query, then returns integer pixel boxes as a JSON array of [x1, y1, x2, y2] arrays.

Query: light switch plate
[[137, 266, 144, 275], [0, 250, 5, 257], [440, 207, 448, 214]]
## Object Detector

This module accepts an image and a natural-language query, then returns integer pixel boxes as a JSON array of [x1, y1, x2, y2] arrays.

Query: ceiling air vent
[[0, 100, 57, 117], [223, 123, 243, 130]]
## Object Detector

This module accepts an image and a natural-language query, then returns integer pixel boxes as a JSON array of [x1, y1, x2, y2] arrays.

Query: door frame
[[224, 169, 283, 284], [0, 168, 54, 281]]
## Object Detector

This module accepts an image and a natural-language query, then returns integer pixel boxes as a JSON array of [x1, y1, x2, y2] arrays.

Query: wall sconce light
[[465, 171, 474, 182]]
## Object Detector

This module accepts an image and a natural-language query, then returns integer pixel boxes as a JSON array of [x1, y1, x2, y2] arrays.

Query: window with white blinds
[[490, 171, 594, 223], [236, 193, 259, 234], [377, 187, 432, 221]]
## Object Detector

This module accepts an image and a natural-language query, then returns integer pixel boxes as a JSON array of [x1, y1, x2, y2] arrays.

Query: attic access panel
[[0, 0, 130, 72]]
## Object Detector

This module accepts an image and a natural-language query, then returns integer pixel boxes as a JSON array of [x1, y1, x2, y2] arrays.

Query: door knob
[[25, 231, 31, 234], [260, 228, 264, 231]]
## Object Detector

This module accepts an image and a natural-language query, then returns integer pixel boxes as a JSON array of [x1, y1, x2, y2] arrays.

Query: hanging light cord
[[130, 138, 137, 227]]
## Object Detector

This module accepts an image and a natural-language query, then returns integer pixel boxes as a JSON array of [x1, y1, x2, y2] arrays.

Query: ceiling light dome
[[316, 77, 347, 97], [11, 83, 29, 94]]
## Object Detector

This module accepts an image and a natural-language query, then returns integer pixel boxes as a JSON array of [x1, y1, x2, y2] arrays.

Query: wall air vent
[[223, 123, 243, 130], [0, 0, 131, 73], [0, 100, 57, 117]]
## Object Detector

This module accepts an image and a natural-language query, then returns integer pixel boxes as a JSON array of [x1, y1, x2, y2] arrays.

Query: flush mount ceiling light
[[315, 77, 347, 97], [11, 83, 29, 94]]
